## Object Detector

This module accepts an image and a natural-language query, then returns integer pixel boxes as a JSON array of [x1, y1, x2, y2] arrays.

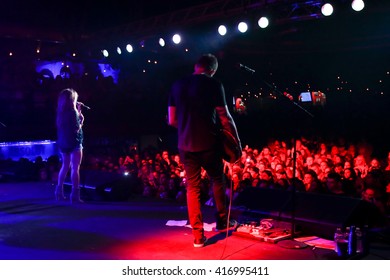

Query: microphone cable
[[219, 161, 239, 260]]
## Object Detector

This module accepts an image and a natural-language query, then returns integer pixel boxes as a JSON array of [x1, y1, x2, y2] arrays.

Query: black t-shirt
[[169, 73, 227, 152]]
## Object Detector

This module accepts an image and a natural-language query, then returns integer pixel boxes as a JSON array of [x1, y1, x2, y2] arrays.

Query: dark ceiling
[[1, 1, 383, 38], [1, 1, 389, 53], [0, 0, 241, 41], [1, 0, 389, 71]]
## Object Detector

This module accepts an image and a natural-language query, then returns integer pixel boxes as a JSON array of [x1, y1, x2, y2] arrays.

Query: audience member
[[302, 170, 325, 193], [325, 172, 346, 195]]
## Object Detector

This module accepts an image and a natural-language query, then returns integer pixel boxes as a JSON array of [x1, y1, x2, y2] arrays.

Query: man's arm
[[168, 106, 178, 128], [216, 105, 241, 147]]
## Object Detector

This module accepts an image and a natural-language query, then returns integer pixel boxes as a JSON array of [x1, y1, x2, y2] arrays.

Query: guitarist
[[168, 53, 241, 248]]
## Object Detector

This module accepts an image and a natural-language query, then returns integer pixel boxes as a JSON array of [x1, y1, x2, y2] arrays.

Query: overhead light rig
[[88, 0, 331, 42]]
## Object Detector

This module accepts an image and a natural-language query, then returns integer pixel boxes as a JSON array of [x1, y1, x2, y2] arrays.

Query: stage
[[0, 181, 389, 260]]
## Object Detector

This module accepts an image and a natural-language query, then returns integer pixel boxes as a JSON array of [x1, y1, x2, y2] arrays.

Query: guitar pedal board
[[234, 219, 292, 243]]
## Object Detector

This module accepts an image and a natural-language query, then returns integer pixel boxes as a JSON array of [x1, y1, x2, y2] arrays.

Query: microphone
[[77, 102, 91, 110], [237, 63, 255, 74]]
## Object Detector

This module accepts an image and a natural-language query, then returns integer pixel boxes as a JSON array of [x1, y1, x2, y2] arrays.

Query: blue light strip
[[0, 140, 56, 147]]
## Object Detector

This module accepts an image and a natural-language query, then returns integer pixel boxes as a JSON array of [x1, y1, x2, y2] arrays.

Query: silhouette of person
[[168, 53, 241, 247], [55, 88, 84, 203]]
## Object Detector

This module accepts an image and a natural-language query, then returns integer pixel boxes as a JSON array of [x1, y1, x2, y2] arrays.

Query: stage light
[[102, 49, 109, 57], [158, 38, 165, 47], [36, 42, 41, 54], [321, 3, 333, 16], [172, 34, 181, 44], [218, 25, 227, 36], [351, 0, 364, 12], [238, 22, 248, 33], [126, 44, 133, 53], [258, 17, 269, 29], [116, 47, 122, 55]]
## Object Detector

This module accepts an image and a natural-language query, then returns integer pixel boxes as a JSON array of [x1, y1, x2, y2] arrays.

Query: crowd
[[2, 136, 390, 217], [87, 136, 390, 217]]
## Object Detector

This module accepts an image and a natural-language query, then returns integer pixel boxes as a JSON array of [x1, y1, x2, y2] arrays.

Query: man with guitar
[[168, 53, 241, 248]]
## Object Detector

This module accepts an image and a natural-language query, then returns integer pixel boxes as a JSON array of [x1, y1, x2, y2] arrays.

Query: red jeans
[[180, 149, 227, 239]]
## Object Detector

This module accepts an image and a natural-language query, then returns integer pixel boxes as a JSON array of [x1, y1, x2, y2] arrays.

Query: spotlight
[[126, 44, 133, 53], [218, 25, 227, 36], [238, 21, 248, 33], [102, 49, 109, 57], [351, 0, 364, 12], [117, 47, 122, 55], [172, 34, 181, 44], [158, 38, 165, 47], [321, 3, 334, 16], [258, 17, 269, 29]]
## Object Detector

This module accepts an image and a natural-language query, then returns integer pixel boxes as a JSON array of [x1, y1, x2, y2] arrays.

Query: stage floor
[[0, 181, 389, 260]]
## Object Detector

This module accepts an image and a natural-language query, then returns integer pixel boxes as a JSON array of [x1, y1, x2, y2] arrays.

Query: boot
[[70, 187, 84, 204], [54, 185, 66, 201]]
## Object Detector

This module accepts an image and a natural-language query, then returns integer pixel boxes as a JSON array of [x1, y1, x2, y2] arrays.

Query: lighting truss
[[89, 0, 326, 41]]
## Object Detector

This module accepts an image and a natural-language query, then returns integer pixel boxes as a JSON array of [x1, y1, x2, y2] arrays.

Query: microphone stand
[[237, 64, 314, 249], [263, 80, 314, 249]]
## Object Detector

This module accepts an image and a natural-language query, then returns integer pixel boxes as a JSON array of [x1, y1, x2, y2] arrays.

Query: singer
[[55, 88, 85, 204]]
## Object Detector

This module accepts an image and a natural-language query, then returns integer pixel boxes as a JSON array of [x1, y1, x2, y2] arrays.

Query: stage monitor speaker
[[64, 169, 140, 201], [234, 187, 386, 239]]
